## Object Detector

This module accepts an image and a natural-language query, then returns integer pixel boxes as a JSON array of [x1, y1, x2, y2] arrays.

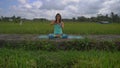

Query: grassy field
[[0, 36, 119, 68], [0, 48, 120, 68], [0, 22, 120, 68], [0, 22, 120, 34]]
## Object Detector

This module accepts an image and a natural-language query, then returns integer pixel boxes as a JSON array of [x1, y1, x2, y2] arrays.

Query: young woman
[[50, 13, 64, 38]]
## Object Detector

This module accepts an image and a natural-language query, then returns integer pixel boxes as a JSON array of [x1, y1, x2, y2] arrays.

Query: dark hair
[[55, 13, 62, 23]]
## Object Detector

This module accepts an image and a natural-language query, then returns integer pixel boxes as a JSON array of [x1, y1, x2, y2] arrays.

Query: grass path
[[0, 34, 120, 41]]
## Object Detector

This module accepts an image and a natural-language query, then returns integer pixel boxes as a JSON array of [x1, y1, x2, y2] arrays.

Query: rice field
[[0, 21, 120, 34], [0, 21, 120, 68]]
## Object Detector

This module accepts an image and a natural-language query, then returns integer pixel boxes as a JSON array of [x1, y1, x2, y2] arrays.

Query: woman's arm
[[61, 22, 64, 28], [50, 21, 55, 25]]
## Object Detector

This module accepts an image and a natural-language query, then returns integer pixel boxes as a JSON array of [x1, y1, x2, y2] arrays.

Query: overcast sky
[[0, 0, 120, 19]]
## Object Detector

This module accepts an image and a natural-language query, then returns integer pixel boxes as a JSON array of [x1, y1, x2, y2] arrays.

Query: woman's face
[[56, 15, 61, 20]]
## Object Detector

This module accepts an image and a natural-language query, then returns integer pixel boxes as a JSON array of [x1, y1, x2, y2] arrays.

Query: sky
[[0, 0, 120, 20]]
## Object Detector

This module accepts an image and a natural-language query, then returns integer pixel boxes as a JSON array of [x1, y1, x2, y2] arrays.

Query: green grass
[[0, 39, 119, 68], [0, 22, 120, 34], [0, 22, 120, 68], [0, 48, 120, 68]]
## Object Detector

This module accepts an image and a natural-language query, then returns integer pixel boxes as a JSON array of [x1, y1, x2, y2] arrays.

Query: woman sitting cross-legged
[[49, 13, 67, 39]]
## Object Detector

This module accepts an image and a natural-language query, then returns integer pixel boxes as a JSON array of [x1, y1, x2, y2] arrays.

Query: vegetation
[[0, 39, 120, 51], [0, 22, 120, 34], [0, 38, 120, 68], [0, 48, 120, 68]]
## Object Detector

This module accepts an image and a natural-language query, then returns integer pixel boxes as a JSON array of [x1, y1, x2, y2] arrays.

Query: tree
[[90, 17, 97, 22], [72, 17, 76, 21], [114, 14, 119, 23], [77, 16, 87, 22], [110, 12, 120, 23], [16, 16, 21, 23]]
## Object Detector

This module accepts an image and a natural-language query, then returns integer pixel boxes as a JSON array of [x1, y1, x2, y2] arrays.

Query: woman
[[49, 13, 67, 38]]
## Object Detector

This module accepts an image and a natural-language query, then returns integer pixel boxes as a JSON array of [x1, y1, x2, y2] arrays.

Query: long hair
[[55, 13, 62, 23]]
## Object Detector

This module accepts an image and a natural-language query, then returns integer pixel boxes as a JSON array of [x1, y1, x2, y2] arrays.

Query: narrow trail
[[0, 34, 120, 41]]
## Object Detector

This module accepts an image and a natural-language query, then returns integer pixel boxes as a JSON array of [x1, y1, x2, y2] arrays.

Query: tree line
[[0, 12, 120, 23], [0, 15, 21, 23], [63, 12, 120, 23], [0, 15, 49, 23]]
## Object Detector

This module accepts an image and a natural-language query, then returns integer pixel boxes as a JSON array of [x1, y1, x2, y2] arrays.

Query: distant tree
[[105, 14, 109, 21], [16, 16, 21, 23], [97, 14, 104, 21], [11, 15, 16, 23], [72, 17, 76, 21], [110, 12, 115, 22], [90, 17, 97, 22], [62, 18, 72, 22], [77, 16, 87, 22], [0, 16, 1, 21], [114, 14, 120, 23], [33, 18, 48, 22], [110, 12, 120, 23]]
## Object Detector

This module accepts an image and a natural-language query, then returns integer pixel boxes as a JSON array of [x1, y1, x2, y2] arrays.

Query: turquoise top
[[54, 23, 63, 34]]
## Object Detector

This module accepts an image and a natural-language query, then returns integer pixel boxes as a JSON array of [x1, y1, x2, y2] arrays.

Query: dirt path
[[0, 34, 120, 41]]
